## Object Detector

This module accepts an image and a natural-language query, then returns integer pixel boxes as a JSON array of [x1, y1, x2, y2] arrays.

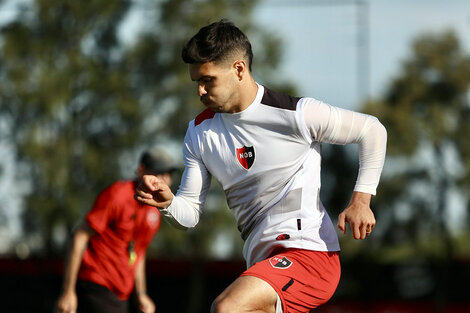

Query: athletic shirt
[[78, 180, 161, 300], [160, 84, 387, 267]]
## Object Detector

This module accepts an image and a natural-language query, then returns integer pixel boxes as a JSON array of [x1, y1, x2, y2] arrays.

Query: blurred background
[[1, 0, 470, 312]]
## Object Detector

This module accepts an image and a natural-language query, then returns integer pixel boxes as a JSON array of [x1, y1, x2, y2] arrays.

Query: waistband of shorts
[[268, 247, 340, 259]]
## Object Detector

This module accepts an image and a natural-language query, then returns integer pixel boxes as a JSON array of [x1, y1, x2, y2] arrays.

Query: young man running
[[135, 20, 387, 313]]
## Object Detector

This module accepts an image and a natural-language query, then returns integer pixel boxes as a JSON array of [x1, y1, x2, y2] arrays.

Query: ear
[[233, 59, 247, 81]]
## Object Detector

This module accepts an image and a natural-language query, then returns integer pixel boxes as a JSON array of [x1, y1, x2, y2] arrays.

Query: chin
[[210, 107, 224, 113], [204, 103, 222, 112]]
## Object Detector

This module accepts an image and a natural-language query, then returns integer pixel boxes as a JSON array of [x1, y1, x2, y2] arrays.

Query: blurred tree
[[321, 145, 358, 219], [0, 0, 294, 258], [363, 30, 470, 257], [361, 30, 470, 308], [1, 0, 140, 255]]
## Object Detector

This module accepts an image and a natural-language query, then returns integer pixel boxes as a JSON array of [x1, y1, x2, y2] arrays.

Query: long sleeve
[[301, 98, 387, 195], [158, 127, 211, 229]]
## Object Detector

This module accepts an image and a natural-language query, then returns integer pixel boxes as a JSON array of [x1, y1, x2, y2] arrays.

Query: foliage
[[0, 0, 292, 256], [361, 30, 470, 261]]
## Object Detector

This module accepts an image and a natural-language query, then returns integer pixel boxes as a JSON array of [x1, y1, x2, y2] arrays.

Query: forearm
[[62, 228, 91, 292], [302, 99, 387, 195], [158, 195, 202, 229], [354, 119, 387, 195], [134, 255, 147, 295], [158, 159, 210, 229]]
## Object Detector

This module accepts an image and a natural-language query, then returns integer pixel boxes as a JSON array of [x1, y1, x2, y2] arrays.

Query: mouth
[[200, 96, 212, 106]]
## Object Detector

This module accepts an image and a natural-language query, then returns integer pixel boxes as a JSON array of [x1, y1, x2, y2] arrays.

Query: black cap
[[139, 147, 177, 175]]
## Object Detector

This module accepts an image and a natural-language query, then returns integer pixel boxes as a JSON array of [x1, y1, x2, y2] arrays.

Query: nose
[[198, 83, 207, 96]]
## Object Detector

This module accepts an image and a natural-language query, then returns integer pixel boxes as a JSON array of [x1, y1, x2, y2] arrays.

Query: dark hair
[[182, 19, 253, 71]]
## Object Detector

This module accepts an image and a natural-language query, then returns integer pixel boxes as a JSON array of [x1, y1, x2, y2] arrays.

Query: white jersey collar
[[222, 83, 264, 120]]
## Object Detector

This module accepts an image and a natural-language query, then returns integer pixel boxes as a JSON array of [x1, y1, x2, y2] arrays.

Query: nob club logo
[[269, 256, 293, 269], [236, 146, 255, 170]]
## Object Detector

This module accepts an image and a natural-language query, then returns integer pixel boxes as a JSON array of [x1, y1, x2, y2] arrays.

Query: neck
[[236, 76, 258, 112]]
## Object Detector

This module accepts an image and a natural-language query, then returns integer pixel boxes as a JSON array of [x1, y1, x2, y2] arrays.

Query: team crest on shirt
[[269, 256, 293, 269], [236, 146, 255, 170]]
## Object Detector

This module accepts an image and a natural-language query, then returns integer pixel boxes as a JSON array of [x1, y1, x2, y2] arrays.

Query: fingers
[[134, 190, 163, 207], [357, 222, 375, 239], [134, 183, 169, 208], [140, 175, 158, 192], [134, 176, 172, 208], [365, 223, 375, 236], [337, 213, 346, 234], [134, 175, 164, 201], [338, 214, 375, 240], [134, 195, 156, 206], [139, 175, 169, 193], [135, 187, 153, 200], [352, 223, 362, 240]]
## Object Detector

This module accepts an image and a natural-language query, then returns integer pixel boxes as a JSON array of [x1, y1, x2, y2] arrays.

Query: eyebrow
[[192, 75, 214, 82]]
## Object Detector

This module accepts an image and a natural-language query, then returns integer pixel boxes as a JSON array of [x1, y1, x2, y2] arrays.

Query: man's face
[[189, 61, 240, 113]]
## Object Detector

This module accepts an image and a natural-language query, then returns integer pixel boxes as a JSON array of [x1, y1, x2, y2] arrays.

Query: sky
[[254, 0, 470, 109], [1, 0, 470, 253], [251, 0, 470, 233]]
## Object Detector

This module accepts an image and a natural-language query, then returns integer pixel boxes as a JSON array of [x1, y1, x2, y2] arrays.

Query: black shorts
[[77, 280, 129, 313]]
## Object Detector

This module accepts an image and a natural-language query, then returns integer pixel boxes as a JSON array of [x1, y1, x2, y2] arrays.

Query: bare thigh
[[211, 275, 278, 313]]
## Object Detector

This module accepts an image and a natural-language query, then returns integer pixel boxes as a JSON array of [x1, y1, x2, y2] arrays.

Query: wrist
[[62, 282, 75, 293], [350, 191, 372, 205], [62, 287, 76, 295], [161, 196, 174, 210]]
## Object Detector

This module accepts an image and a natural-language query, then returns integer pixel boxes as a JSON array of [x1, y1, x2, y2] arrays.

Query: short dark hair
[[181, 19, 253, 71]]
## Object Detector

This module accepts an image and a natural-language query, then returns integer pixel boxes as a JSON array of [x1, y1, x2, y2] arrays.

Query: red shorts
[[241, 249, 341, 313]]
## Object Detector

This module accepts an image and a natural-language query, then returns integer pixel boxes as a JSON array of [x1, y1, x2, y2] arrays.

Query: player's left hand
[[137, 293, 156, 313], [337, 191, 376, 240]]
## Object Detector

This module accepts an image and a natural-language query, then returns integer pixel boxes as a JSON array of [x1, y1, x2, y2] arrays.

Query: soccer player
[[56, 148, 176, 313], [135, 20, 387, 313]]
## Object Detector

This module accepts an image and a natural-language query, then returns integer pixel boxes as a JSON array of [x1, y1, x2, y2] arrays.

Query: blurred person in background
[[56, 147, 176, 313], [135, 20, 387, 313]]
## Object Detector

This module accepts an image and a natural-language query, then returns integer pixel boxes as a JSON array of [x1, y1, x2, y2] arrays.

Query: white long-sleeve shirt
[[160, 84, 387, 267]]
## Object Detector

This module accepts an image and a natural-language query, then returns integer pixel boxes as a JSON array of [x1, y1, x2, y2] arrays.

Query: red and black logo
[[236, 146, 255, 170], [276, 234, 290, 241], [269, 256, 293, 269]]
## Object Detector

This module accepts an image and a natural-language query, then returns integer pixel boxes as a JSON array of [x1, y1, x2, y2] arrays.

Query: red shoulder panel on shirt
[[195, 108, 216, 126]]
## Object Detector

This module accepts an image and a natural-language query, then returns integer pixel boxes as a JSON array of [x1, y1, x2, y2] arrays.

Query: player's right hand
[[135, 174, 174, 209], [56, 291, 77, 313]]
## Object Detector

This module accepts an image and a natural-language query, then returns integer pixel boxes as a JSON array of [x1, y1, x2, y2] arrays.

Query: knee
[[211, 295, 237, 313]]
